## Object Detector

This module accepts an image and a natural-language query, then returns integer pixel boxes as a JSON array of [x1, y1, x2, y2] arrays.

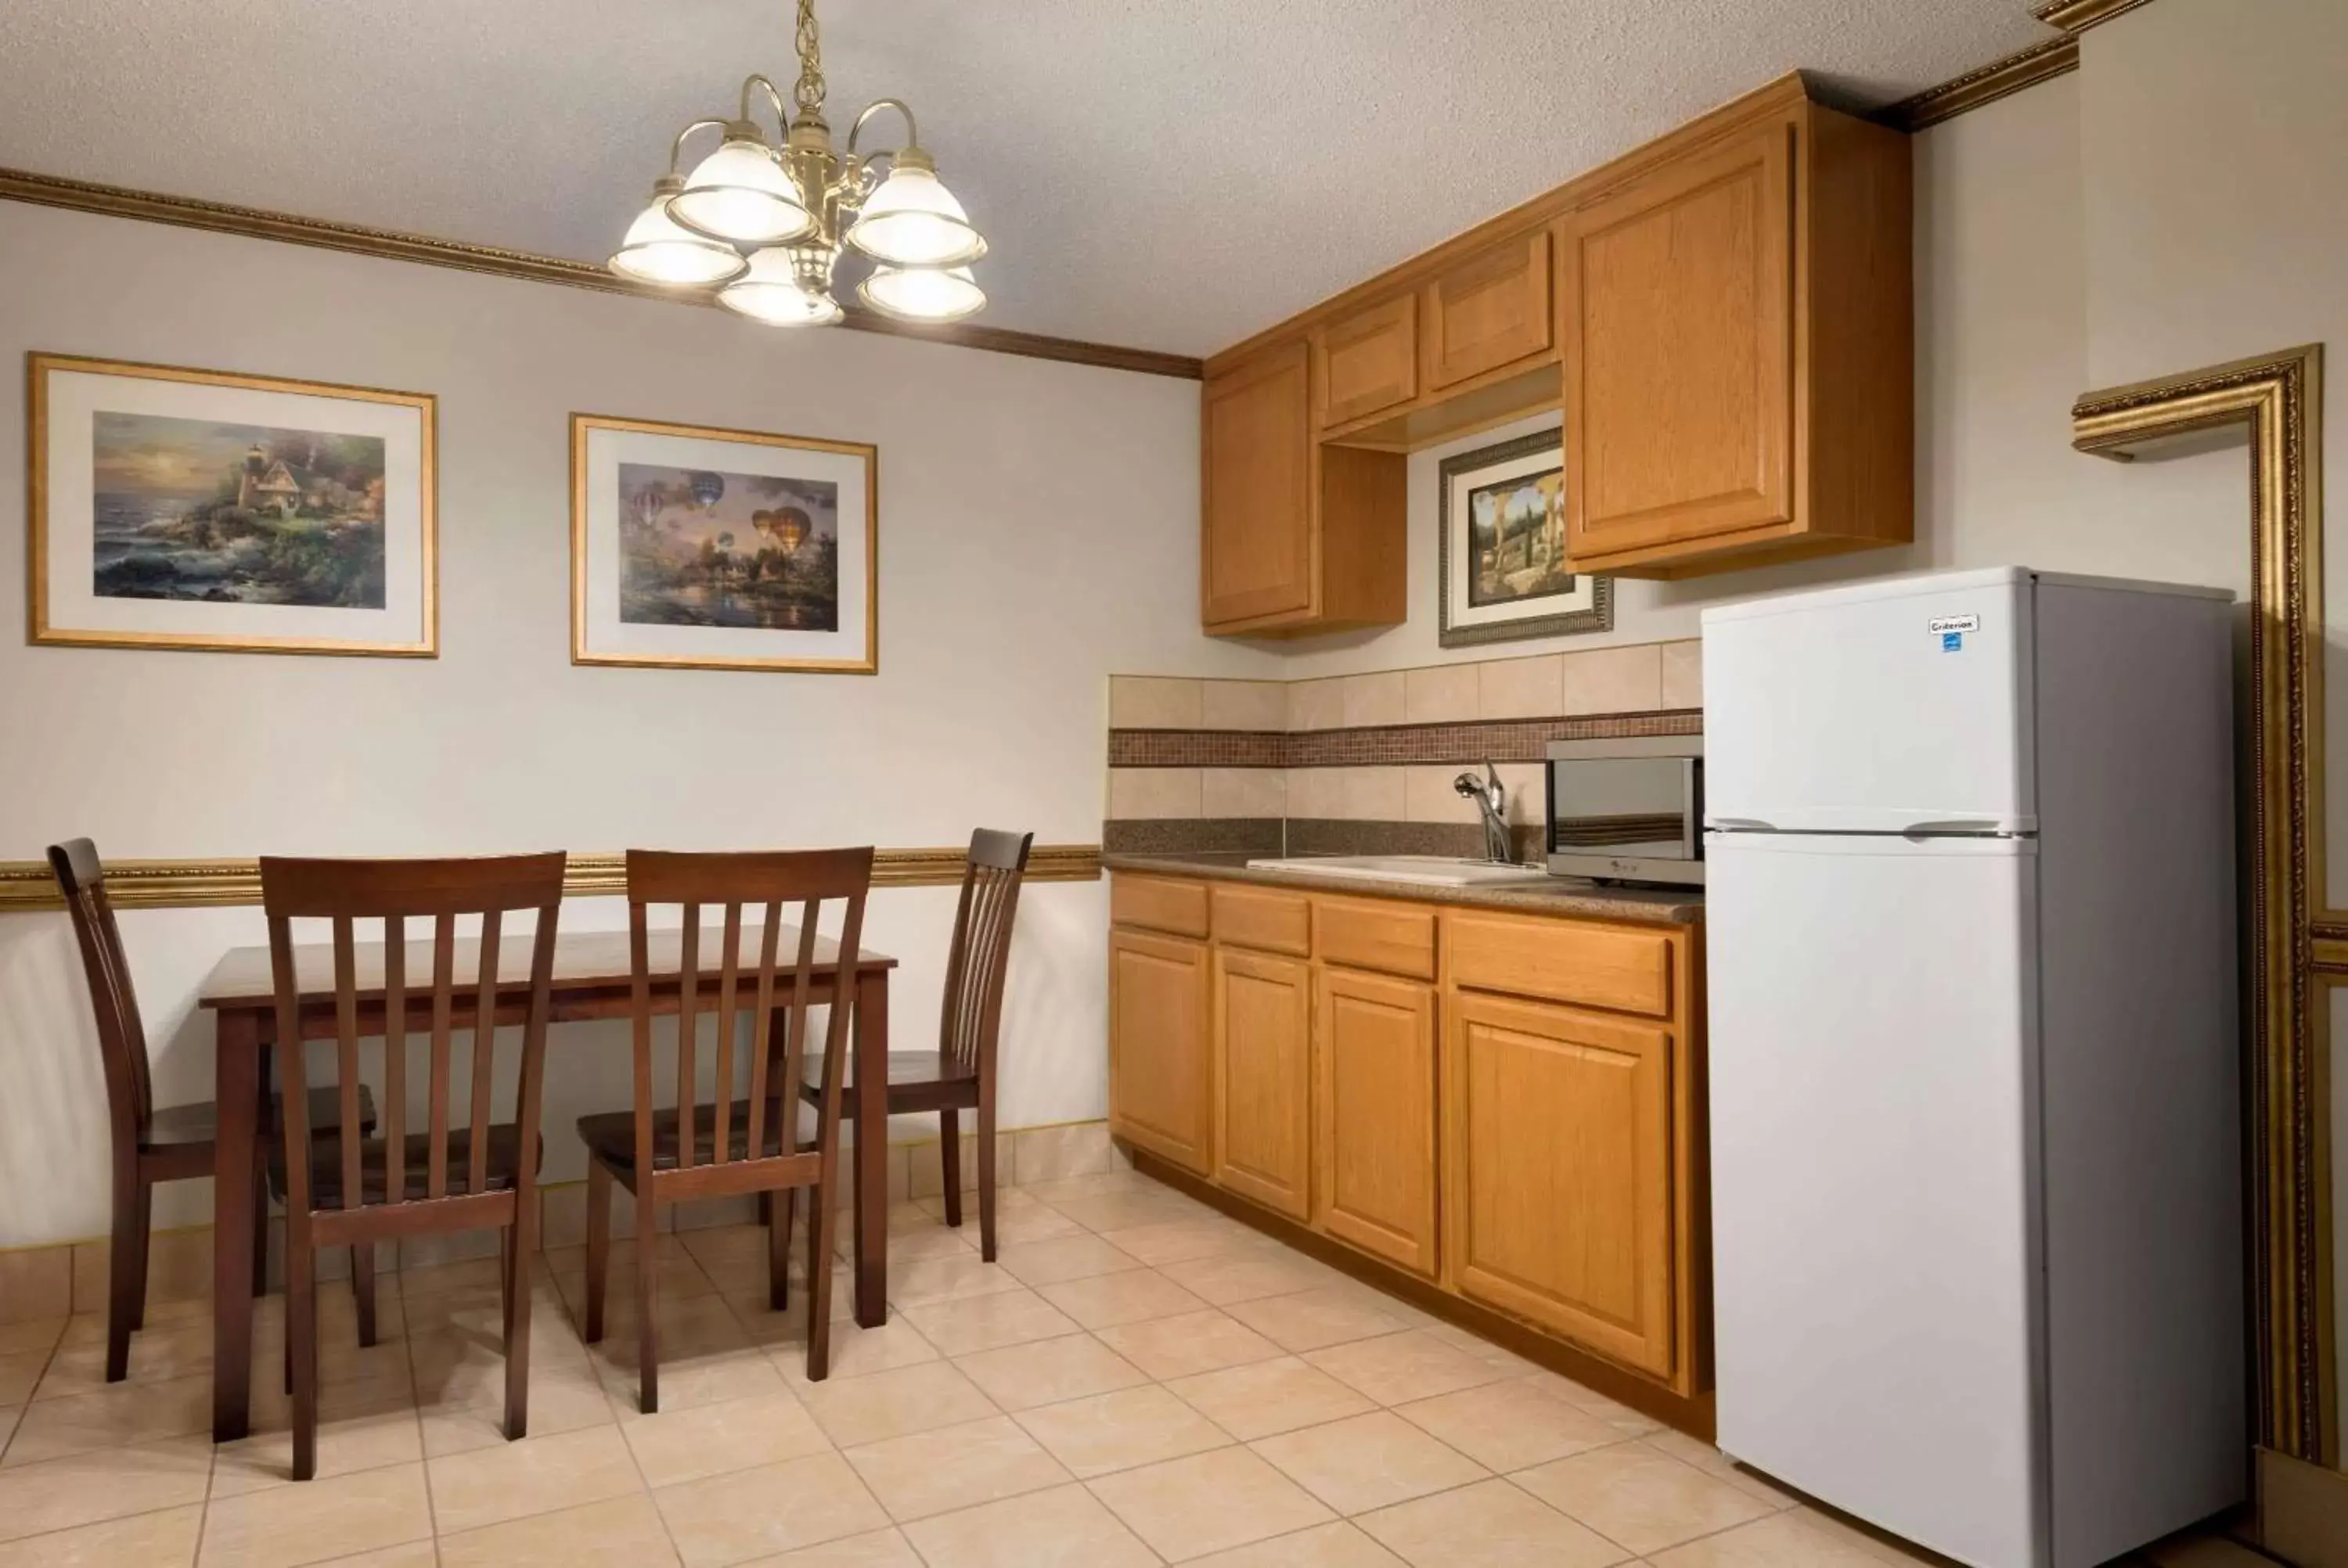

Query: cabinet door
[[1561, 121, 1794, 562], [1424, 231, 1552, 391], [1202, 342, 1314, 628], [1315, 968, 1439, 1276], [1446, 992, 1675, 1376], [1108, 930, 1214, 1174], [1213, 949, 1313, 1218], [1314, 293, 1417, 428]]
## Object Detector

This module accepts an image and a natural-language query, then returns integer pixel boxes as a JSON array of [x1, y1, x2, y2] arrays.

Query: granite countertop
[[1103, 853, 1704, 925]]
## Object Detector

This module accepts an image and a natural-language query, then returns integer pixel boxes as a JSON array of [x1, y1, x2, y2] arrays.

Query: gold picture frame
[[568, 412, 878, 674], [28, 353, 438, 657]]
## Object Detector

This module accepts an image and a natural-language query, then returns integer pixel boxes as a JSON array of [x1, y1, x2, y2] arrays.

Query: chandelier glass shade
[[608, 0, 987, 327]]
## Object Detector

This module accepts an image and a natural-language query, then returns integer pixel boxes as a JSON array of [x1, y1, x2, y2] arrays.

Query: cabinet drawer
[[1212, 884, 1310, 956], [1447, 911, 1673, 1018], [1111, 875, 1211, 939], [1424, 230, 1552, 390], [1316, 897, 1437, 980]]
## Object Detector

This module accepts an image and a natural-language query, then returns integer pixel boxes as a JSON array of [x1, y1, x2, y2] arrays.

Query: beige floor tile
[[0, 1320, 64, 1358], [1539, 1377, 1667, 1438], [844, 1413, 1071, 1521], [881, 1252, 1025, 1307], [0, 1248, 74, 1324], [1393, 1377, 1625, 1473], [953, 1333, 1149, 1411], [621, 1390, 829, 1488], [981, 1205, 1086, 1246], [1017, 1173, 1155, 1204], [1641, 1430, 1801, 1509], [899, 1289, 1079, 1356], [1645, 1508, 1896, 1566], [1359, 1477, 1630, 1567], [424, 1423, 643, 1534], [1515, 1442, 1775, 1557], [1167, 1355, 1378, 1440], [211, 1382, 423, 1497], [0, 1352, 45, 1407], [772, 1316, 938, 1387], [1, 1369, 212, 1466], [1104, 1219, 1273, 1269], [902, 1481, 1158, 1567], [1185, 1520, 1409, 1566], [416, 1360, 615, 1458], [0, 1498, 201, 1566], [1226, 1289, 1409, 1354], [656, 1451, 891, 1568], [1094, 1309, 1282, 1380], [1088, 1444, 1336, 1562], [1253, 1410, 1487, 1515], [991, 1235, 1145, 1289], [199, 1461, 432, 1568], [296, 1546, 437, 1568], [1305, 1330, 1514, 1407], [396, 1258, 506, 1300], [1014, 1384, 1232, 1478], [1035, 1268, 1208, 1329], [796, 1360, 997, 1449], [0, 1438, 211, 1544], [1156, 1250, 1345, 1305], [736, 1526, 923, 1565], [435, 1491, 679, 1567], [1044, 1192, 1207, 1235], [1777, 1507, 1948, 1565]]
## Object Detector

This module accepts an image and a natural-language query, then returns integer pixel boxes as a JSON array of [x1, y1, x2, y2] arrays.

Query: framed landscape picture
[[1436, 430, 1609, 648], [29, 353, 436, 656], [571, 412, 877, 674]]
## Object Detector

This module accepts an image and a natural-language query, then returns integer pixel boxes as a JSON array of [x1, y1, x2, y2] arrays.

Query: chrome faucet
[[1454, 762, 1513, 864]]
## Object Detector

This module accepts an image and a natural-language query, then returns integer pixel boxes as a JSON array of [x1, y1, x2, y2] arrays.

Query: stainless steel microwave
[[1543, 735, 1705, 886]]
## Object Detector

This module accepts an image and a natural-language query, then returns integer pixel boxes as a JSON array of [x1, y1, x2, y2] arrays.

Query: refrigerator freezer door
[[1702, 572, 2034, 833], [1709, 831, 2044, 1568]]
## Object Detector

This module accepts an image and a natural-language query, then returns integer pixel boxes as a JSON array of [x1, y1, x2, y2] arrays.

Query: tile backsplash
[[1104, 638, 1703, 857]]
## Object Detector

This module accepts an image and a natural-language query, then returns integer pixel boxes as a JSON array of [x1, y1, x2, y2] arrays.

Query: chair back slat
[[624, 849, 873, 1176], [260, 854, 565, 1225], [939, 831, 1033, 1078], [47, 840, 157, 1145]]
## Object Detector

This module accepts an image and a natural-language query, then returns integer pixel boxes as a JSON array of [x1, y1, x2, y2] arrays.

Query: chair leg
[[758, 1192, 772, 1227], [768, 1183, 791, 1311], [583, 1157, 611, 1344], [250, 1167, 271, 1299], [128, 1181, 153, 1332], [634, 1185, 661, 1415], [288, 1233, 319, 1481], [105, 1171, 142, 1383], [504, 1214, 535, 1442], [352, 1245, 378, 1347], [939, 1112, 963, 1230], [976, 1095, 999, 1264], [807, 1181, 837, 1381]]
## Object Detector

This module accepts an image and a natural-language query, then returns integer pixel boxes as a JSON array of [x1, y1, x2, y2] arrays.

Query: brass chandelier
[[609, 0, 987, 325]]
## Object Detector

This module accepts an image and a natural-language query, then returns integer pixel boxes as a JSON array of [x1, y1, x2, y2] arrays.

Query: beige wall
[[0, 202, 1278, 1246]]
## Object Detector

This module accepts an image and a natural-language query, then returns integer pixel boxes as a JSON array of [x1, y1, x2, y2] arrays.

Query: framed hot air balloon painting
[[569, 412, 877, 674]]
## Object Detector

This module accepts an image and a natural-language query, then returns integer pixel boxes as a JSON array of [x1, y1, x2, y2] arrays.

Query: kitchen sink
[[1243, 854, 1555, 888]]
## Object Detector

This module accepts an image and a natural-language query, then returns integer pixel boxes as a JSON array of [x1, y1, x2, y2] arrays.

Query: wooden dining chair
[[788, 829, 1031, 1261], [48, 839, 376, 1384], [574, 847, 873, 1408], [260, 851, 567, 1480]]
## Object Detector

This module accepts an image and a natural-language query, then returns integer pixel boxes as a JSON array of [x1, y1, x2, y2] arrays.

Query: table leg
[[211, 1009, 261, 1442], [854, 969, 888, 1327]]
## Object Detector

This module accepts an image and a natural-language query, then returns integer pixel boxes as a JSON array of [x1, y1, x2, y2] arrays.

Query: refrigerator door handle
[[1709, 817, 1777, 833]]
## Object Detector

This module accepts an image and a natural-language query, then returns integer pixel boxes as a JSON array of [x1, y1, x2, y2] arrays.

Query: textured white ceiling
[[0, 1, 2051, 356]]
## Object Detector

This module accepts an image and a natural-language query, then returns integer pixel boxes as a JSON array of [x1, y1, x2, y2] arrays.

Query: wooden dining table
[[195, 923, 896, 1443]]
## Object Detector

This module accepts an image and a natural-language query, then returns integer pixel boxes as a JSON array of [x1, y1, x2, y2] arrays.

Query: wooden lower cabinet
[[1107, 929, 1214, 1174], [1445, 991, 1677, 1379], [1314, 967, 1440, 1276], [1213, 948, 1313, 1218]]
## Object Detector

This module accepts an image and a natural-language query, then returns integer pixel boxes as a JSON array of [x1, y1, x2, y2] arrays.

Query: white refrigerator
[[1702, 567, 2245, 1568]]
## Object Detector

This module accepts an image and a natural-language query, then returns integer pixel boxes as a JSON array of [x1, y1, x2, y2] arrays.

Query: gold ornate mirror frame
[[2073, 344, 2335, 1467]]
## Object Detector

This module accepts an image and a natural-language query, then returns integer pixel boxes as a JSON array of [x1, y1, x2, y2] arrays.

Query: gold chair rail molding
[[0, 845, 1102, 912]]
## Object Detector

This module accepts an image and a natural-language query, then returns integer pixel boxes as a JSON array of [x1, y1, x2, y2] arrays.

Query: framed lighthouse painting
[[570, 412, 877, 674], [28, 353, 438, 656]]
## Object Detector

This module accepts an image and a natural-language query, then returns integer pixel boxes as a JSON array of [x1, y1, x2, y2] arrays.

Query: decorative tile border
[[1107, 730, 1287, 768], [1103, 818, 1286, 856], [1109, 709, 1702, 769]]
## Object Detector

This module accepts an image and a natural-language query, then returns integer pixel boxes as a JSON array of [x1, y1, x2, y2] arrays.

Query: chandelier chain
[[794, 0, 826, 116]]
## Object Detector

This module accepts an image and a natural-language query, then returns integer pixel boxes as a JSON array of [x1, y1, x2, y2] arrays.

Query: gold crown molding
[[2033, 0, 2159, 35], [0, 166, 1202, 383], [1882, 37, 2080, 133], [2073, 343, 2334, 1466], [0, 844, 1101, 913]]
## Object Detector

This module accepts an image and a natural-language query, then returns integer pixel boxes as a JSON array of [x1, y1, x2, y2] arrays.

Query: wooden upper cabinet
[[1423, 230, 1553, 392], [1314, 294, 1417, 428], [1316, 967, 1440, 1276], [1107, 929, 1214, 1174], [1446, 991, 1678, 1379], [1202, 343, 1314, 628], [1214, 948, 1313, 1219], [1561, 122, 1793, 565]]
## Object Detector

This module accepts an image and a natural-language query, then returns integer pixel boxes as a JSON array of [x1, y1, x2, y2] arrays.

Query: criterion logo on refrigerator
[[1929, 613, 1979, 652]]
